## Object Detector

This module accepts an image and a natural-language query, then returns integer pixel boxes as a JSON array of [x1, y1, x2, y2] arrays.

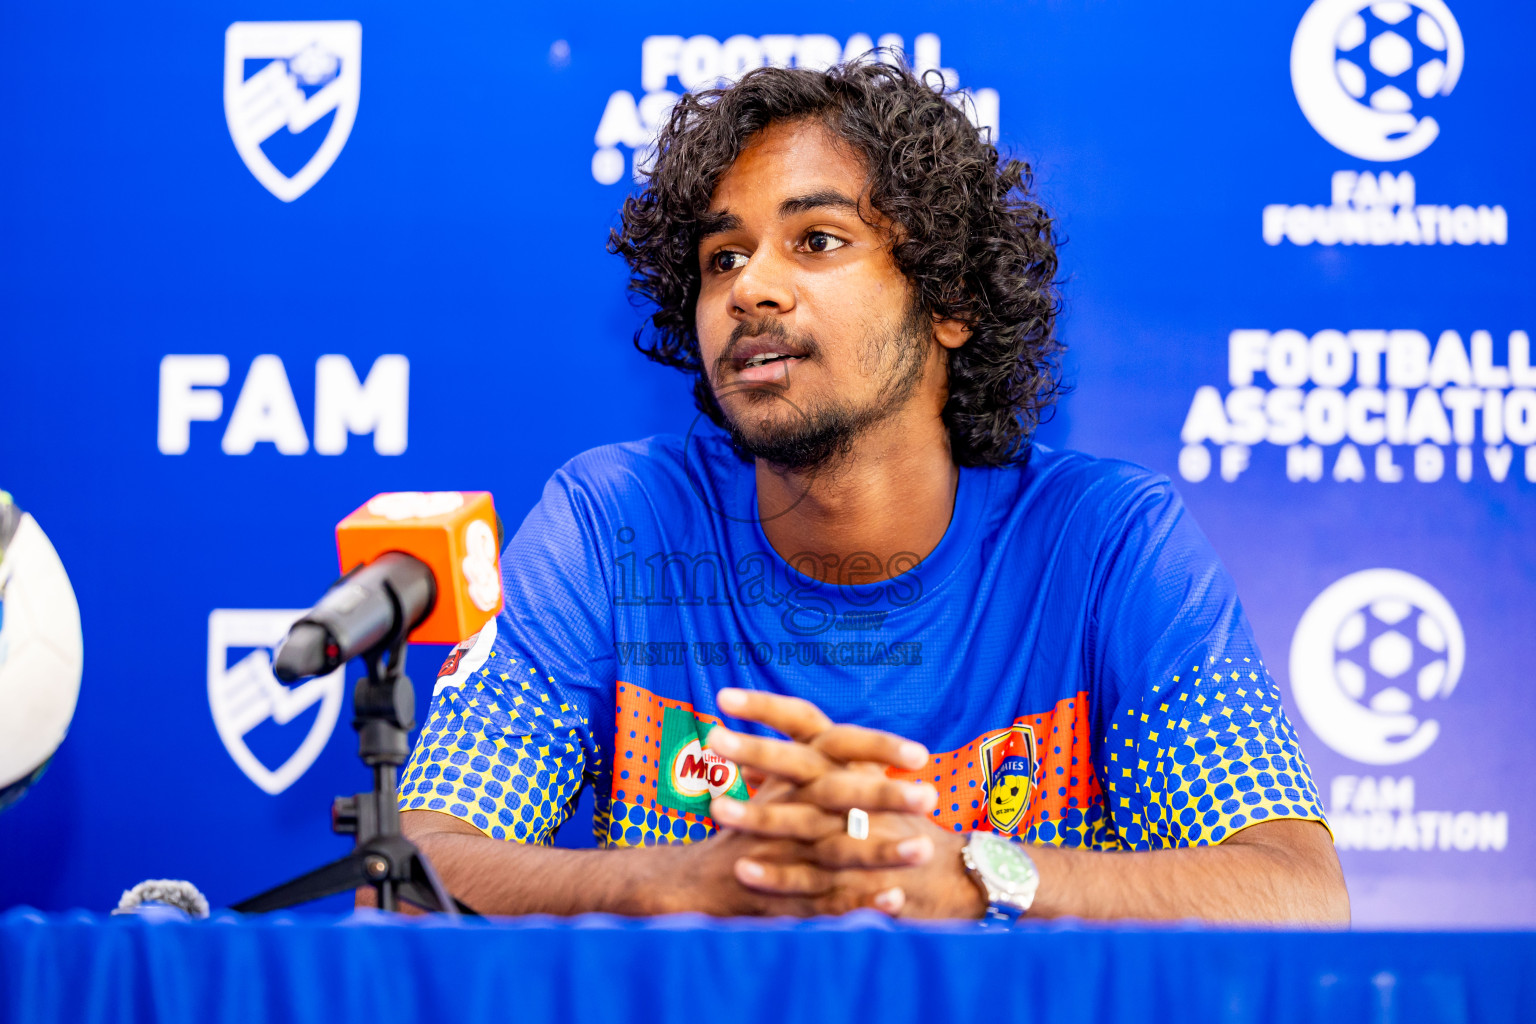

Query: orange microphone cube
[[335, 492, 503, 645]]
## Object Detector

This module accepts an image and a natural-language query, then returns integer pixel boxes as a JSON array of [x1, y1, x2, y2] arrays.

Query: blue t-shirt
[[399, 431, 1325, 851]]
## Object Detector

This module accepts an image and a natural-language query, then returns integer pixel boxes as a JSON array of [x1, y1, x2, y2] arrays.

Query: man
[[395, 60, 1349, 922]]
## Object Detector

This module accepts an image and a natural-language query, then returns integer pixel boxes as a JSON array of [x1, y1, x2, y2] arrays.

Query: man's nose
[[729, 248, 795, 319]]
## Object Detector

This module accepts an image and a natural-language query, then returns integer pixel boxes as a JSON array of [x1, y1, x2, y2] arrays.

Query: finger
[[737, 883, 877, 919], [747, 776, 796, 804], [872, 887, 906, 916], [819, 881, 906, 917], [796, 773, 939, 814], [710, 796, 844, 840], [735, 857, 835, 896], [811, 724, 930, 771], [739, 837, 804, 862], [706, 726, 831, 785], [717, 688, 832, 743], [814, 833, 935, 870]]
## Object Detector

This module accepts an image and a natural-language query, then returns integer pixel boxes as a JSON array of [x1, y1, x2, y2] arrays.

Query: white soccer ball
[[0, 492, 83, 811]]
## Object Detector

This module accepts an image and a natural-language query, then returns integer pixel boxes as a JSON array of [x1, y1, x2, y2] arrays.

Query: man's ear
[[933, 316, 972, 350]]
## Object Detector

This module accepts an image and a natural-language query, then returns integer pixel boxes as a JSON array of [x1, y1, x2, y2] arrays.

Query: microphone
[[234, 492, 502, 917], [113, 879, 211, 920], [273, 492, 504, 681], [273, 553, 436, 681]]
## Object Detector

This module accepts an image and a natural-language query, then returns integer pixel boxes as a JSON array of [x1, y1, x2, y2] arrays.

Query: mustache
[[716, 319, 820, 370]]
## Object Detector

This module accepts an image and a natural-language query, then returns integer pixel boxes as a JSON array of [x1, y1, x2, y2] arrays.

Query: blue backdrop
[[0, 0, 1530, 927]]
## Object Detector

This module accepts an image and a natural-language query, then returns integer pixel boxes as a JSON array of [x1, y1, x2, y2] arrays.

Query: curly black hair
[[608, 59, 1063, 467]]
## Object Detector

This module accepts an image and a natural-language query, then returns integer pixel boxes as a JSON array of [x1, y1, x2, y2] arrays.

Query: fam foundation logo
[[1289, 569, 1462, 766], [208, 609, 345, 794], [224, 21, 362, 201], [1177, 327, 1536, 485], [1289, 571, 1508, 854], [1263, 170, 1504, 247], [590, 33, 1000, 186], [1268, 3, 1504, 246]]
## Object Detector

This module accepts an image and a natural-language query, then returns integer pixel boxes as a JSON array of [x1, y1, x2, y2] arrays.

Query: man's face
[[694, 119, 929, 470]]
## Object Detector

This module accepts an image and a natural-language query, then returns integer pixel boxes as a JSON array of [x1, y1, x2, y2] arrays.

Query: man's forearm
[[398, 811, 671, 916], [1026, 819, 1350, 924], [394, 809, 846, 918]]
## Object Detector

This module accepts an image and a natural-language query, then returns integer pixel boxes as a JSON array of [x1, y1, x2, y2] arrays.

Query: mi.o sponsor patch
[[656, 706, 748, 815]]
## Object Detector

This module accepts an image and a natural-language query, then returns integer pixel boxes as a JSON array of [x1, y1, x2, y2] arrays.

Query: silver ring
[[846, 807, 869, 840]]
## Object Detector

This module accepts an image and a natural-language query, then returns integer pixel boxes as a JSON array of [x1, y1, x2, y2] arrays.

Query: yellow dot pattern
[[1102, 652, 1327, 848], [398, 647, 603, 844]]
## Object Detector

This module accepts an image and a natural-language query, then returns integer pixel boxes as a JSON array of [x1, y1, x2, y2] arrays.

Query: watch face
[[976, 835, 1035, 889]]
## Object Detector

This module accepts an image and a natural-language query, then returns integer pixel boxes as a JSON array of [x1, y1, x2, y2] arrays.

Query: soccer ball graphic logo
[[1292, 0, 1464, 162], [1333, 597, 1455, 714], [1291, 570, 1464, 765], [1334, 4, 1453, 115]]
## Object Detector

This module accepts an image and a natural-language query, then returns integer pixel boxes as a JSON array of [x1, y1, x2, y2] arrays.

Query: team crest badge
[[980, 725, 1037, 834], [224, 21, 362, 201], [208, 609, 345, 795]]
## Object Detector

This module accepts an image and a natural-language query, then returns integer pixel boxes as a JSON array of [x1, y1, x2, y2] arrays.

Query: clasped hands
[[662, 687, 985, 919]]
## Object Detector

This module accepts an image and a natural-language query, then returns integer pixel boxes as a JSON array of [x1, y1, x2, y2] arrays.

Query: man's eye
[[804, 231, 846, 254], [711, 251, 748, 273]]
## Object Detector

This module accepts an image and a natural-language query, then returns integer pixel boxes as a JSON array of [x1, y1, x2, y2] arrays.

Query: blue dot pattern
[[398, 629, 602, 845], [1101, 652, 1327, 849]]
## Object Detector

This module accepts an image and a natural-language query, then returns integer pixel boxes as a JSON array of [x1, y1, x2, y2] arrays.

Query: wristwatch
[[961, 831, 1040, 923]]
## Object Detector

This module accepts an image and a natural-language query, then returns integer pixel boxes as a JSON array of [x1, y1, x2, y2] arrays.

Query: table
[[4, 907, 1533, 1024]]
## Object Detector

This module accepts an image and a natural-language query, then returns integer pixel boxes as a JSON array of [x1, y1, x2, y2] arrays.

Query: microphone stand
[[232, 624, 473, 916]]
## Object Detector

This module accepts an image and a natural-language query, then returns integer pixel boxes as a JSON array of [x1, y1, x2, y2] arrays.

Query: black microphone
[[272, 552, 437, 682]]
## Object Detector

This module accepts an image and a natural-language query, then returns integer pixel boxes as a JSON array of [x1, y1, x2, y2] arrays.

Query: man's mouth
[[722, 324, 814, 384], [742, 352, 793, 368], [735, 351, 804, 382]]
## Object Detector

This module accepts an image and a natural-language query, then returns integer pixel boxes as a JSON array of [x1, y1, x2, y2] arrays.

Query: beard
[[713, 303, 930, 472]]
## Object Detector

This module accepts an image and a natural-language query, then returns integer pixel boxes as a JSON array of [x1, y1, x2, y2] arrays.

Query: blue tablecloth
[[3, 908, 1534, 1024]]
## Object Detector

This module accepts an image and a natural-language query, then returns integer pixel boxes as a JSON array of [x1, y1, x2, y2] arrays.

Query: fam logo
[[225, 21, 362, 201], [1289, 569, 1464, 766], [591, 33, 999, 186], [655, 706, 749, 815], [1291, 0, 1463, 162], [208, 609, 345, 794], [980, 724, 1037, 834], [1269, 4, 1501, 247], [158, 354, 408, 456]]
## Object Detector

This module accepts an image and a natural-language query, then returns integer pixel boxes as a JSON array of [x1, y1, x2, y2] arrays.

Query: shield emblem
[[979, 724, 1037, 834], [207, 609, 345, 795], [224, 21, 362, 202]]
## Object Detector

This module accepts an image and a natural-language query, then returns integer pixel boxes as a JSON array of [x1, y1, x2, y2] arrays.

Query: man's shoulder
[[557, 433, 685, 481], [549, 431, 740, 511], [1007, 444, 1182, 529]]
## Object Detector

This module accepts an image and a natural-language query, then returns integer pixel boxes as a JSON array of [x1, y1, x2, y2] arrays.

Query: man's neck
[[754, 411, 959, 585]]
